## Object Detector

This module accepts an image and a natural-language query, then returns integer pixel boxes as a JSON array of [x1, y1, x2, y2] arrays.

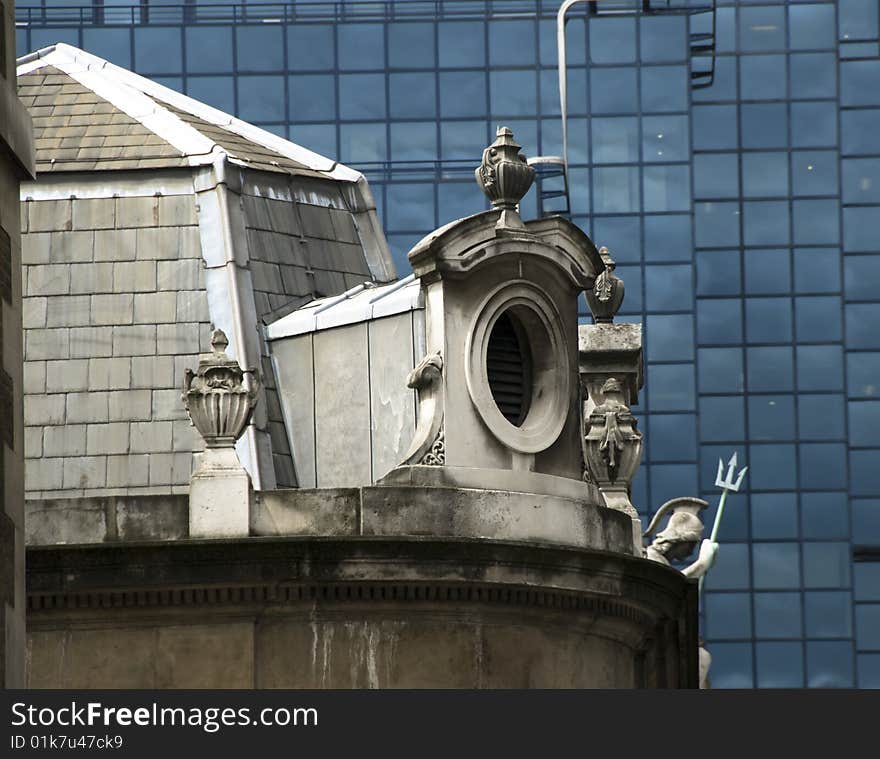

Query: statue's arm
[[682, 539, 719, 579]]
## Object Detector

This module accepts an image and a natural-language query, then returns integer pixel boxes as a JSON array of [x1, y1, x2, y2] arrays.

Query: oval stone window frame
[[465, 280, 571, 453]]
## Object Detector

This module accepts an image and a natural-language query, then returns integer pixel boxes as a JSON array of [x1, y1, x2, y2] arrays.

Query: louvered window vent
[[486, 311, 533, 427]]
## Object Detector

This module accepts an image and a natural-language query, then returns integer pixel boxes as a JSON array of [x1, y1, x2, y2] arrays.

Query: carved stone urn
[[182, 328, 260, 539], [182, 328, 259, 449], [585, 247, 625, 324], [475, 126, 535, 228]]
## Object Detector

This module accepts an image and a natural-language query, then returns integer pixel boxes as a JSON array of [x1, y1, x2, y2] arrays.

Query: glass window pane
[[186, 76, 235, 114], [839, 0, 879, 41], [697, 298, 742, 345], [289, 74, 336, 122], [694, 154, 739, 199], [792, 199, 840, 245], [793, 248, 840, 293], [589, 17, 636, 64], [489, 70, 537, 117], [237, 75, 284, 122], [389, 122, 437, 162], [740, 55, 787, 100], [744, 249, 790, 295], [339, 74, 386, 120], [389, 73, 436, 119], [797, 345, 844, 393], [791, 102, 838, 147], [741, 104, 788, 149], [83, 27, 132, 69], [698, 347, 744, 393], [644, 215, 692, 261], [695, 202, 741, 247], [802, 492, 849, 539], [753, 543, 801, 588], [742, 153, 788, 197], [805, 592, 852, 638], [853, 450, 880, 495], [748, 443, 797, 490], [645, 265, 693, 311], [591, 217, 641, 263], [439, 72, 487, 119], [340, 122, 387, 163], [857, 606, 880, 649], [704, 593, 752, 639], [288, 24, 334, 71], [843, 159, 880, 204], [743, 201, 790, 247], [707, 642, 754, 688], [842, 109, 880, 154], [855, 563, 880, 602], [134, 27, 182, 75], [798, 393, 846, 441], [845, 207, 880, 252], [790, 53, 837, 99], [236, 25, 283, 72], [640, 16, 687, 63], [745, 295, 793, 345], [697, 248, 742, 294], [700, 396, 746, 442], [642, 115, 689, 163], [846, 303, 880, 348], [646, 315, 694, 361], [640, 66, 688, 113], [739, 7, 786, 51], [800, 442, 848, 490], [754, 592, 802, 637], [648, 413, 697, 460], [593, 167, 640, 214], [807, 641, 854, 687], [795, 295, 842, 342], [748, 346, 794, 391], [803, 544, 852, 589], [649, 463, 698, 506], [756, 642, 804, 688], [792, 151, 839, 197], [643, 166, 690, 212], [752, 493, 798, 539], [489, 19, 536, 66], [438, 21, 485, 68], [290, 123, 336, 161], [645, 364, 695, 411], [849, 400, 880, 447], [591, 118, 638, 164], [693, 105, 738, 150], [591, 68, 638, 114], [338, 23, 384, 70], [388, 22, 435, 69], [847, 352, 880, 398], [789, 4, 837, 50], [748, 395, 795, 442], [385, 183, 434, 232]]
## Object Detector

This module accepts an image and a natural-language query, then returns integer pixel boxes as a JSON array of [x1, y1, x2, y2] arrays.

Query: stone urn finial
[[475, 126, 535, 229], [182, 327, 260, 449], [585, 246, 625, 323]]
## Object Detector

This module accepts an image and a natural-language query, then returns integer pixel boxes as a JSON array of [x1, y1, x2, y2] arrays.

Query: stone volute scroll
[[400, 351, 444, 466], [182, 327, 260, 538]]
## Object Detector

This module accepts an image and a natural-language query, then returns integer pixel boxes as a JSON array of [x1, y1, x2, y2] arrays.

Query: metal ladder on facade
[[532, 0, 717, 218]]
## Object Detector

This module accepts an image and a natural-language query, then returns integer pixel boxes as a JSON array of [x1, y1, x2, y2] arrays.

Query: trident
[[699, 453, 748, 596]]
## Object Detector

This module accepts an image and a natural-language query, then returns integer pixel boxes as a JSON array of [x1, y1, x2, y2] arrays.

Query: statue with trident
[[642, 453, 748, 688]]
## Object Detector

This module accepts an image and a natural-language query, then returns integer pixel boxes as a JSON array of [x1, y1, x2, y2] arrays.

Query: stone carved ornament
[[181, 328, 260, 449], [475, 126, 535, 228], [584, 246, 624, 324], [583, 377, 642, 487], [400, 351, 445, 466]]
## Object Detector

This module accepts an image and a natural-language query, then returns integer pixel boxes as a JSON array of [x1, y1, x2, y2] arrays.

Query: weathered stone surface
[[130, 421, 173, 454], [24, 394, 65, 426], [22, 297, 47, 328], [131, 355, 174, 389], [108, 390, 151, 421], [26, 328, 70, 360], [88, 357, 130, 390], [26, 499, 107, 546], [133, 291, 177, 323], [45, 359, 89, 393], [72, 198, 115, 231], [252, 489, 358, 536], [65, 391, 109, 424], [93, 229, 136, 262], [111, 325, 157, 356], [157, 259, 202, 291], [43, 425, 87, 458], [25, 459, 64, 491], [90, 293, 133, 325], [70, 263, 113, 294], [23, 361, 46, 393], [62, 456, 107, 490], [25, 538, 698, 688], [86, 423, 130, 456], [46, 295, 90, 328], [113, 260, 156, 293], [106, 455, 149, 488], [157, 323, 201, 355]]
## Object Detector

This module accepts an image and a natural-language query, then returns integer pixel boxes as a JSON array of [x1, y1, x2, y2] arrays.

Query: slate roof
[[16, 44, 360, 181]]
